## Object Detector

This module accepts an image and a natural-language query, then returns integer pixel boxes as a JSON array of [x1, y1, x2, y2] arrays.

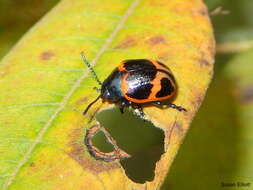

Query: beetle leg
[[153, 101, 187, 112], [138, 106, 145, 120], [119, 101, 127, 114], [153, 101, 162, 106], [93, 87, 101, 92], [168, 103, 187, 112], [119, 106, 124, 114], [132, 104, 145, 120]]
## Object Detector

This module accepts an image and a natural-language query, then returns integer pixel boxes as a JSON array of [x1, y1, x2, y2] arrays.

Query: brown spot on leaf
[[196, 8, 208, 16], [174, 122, 184, 137], [190, 93, 205, 111], [190, 3, 209, 17], [199, 58, 210, 67], [208, 69, 214, 77], [166, 121, 184, 143], [198, 49, 214, 67], [195, 94, 204, 107], [75, 97, 88, 106], [147, 35, 166, 46], [69, 141, 120, 173], [40, 51, 55, 60], [239, 85, 253, 104], [114, 37, 136, 49], [68, 127, 120, 174], [208, 41, 216, 59]]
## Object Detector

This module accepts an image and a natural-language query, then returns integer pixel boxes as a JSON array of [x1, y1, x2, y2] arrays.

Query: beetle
[[81, 52, 186, 119]]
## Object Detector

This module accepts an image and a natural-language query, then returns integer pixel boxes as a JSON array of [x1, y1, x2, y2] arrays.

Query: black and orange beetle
[[81, 53, 186, 119]]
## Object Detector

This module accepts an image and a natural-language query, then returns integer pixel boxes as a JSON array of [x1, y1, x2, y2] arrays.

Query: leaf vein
[[0, 103, 60, 111], [2, 0, 139, 189]]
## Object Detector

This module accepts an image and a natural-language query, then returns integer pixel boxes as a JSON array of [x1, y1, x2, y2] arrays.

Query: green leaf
[[0, 0, 214, 189]]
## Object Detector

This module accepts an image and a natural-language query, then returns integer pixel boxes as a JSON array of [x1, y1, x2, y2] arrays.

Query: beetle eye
[[106, 90, 110, 97], [103, 89, 110, 98]]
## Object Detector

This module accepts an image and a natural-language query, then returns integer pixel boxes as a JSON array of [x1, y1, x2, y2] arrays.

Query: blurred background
[[1, 0, 253, 189]]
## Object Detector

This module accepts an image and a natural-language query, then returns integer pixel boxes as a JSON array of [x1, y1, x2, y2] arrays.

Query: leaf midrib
[[2, 0, 139, 189]]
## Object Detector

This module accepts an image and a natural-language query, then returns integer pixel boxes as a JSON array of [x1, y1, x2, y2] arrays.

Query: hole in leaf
[[92, 130, 114, 153], [94, 107, 165, 183]]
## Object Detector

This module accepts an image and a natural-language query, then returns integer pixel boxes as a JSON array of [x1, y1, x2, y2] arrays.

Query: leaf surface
[[0, 0, 215, 189]]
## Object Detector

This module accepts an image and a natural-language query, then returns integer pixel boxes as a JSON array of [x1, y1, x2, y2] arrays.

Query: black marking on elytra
[[156, 78, 174, 97], [126, 83, 153, 99], [125, 69, 156, 100], [157, 61, 168, 69], [123, 59, 156, 72], [156, 61, 176, 82], [126, 69, 157, 83]]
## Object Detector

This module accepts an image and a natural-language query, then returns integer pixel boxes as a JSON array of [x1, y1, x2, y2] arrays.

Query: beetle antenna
[[81, 52, 102, 86], [83, 95, 101, 115]]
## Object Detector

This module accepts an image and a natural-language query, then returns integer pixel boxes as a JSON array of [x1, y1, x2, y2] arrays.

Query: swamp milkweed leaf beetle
[[81, 52, 186, 119]]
